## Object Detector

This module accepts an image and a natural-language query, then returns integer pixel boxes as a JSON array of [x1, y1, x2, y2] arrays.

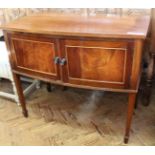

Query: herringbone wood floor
[[0, 79, 155, 146]]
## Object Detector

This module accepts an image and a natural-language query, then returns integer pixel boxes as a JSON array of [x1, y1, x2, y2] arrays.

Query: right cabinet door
[[61, 39, 133, 89]]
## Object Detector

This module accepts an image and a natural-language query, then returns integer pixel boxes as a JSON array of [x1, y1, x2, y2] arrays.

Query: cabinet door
[[10, 34, 60, 80], [61, 39, 133, 89]]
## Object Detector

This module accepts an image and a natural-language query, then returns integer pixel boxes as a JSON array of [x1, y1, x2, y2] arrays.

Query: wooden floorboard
[[0, 80, 155, 145]]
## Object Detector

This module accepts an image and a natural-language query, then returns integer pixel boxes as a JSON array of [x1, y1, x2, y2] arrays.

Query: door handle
[[53, 56, 60, 64], [60, 58, 66, 66]]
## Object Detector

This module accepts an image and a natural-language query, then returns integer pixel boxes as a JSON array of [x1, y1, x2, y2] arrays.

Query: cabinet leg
[[46, 83, 55, 92], [46, 83, 52, 92], [142, 80, 152, 106], [134, 94, 138, 109], [62, 86, 68, 91], [142, 53, 154, 106], [13, 73, 28, 117], [124, 93, 137, 144]]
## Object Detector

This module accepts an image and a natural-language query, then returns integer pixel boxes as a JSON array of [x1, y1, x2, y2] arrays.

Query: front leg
[[13, 73, 28, 117], [124, 93, 137, 144]]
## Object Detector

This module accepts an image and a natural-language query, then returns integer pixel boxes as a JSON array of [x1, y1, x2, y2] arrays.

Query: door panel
[[10, 34, 60, 80], [62, 39, 133, 89]]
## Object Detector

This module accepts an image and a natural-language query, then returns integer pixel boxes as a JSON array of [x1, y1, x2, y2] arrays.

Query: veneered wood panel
[[62, 39, 133, 89], [66, 46, 126, 82], [10, 35, 60, 79]]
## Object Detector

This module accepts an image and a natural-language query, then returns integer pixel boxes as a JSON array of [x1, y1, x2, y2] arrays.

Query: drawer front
[[10, 34, 60, 80], [61, 39, 133, 89]]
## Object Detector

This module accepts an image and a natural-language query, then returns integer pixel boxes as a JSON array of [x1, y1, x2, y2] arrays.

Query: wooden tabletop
[[0, 12, 150, 39]]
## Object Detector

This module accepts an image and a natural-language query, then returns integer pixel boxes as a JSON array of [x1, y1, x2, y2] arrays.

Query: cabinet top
[[1, 12, 150, 39]]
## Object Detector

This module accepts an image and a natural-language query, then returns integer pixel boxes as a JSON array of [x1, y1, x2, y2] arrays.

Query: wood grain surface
[[1, 12, 150, 39]]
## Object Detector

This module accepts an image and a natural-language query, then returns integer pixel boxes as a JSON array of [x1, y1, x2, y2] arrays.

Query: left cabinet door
[[9, 33, 60, 80]]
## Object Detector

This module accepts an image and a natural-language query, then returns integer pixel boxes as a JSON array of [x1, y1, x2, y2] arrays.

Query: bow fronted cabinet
[[0, 13, 150, 143]]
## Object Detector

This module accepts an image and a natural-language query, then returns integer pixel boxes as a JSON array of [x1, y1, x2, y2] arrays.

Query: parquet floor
[[0, 79, 155, 146]]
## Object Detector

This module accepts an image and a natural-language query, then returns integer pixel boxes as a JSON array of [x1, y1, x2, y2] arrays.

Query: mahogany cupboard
[[0, 13, 150, 143]]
